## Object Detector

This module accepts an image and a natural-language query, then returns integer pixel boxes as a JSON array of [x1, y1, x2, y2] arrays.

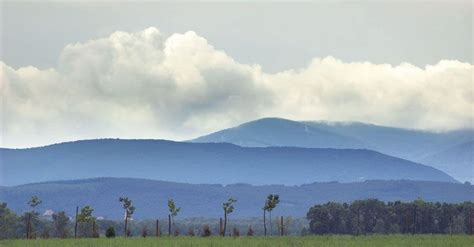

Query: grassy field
[[1, 235, 473, 247]]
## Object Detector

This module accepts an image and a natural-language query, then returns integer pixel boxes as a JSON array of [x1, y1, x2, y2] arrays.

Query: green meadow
[[1, 235, 473, 247]]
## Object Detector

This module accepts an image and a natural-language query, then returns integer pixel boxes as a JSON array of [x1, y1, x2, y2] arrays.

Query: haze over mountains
[[1, 178, 472, 219], [192, 118, 474, 182], [0, 139, 456, 186], [1, 117, 472, 219]]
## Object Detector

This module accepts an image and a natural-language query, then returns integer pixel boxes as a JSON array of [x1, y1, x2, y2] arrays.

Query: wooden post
[[269, 211, 272, 236], [219, 218, 223, 236], [26, 213, 31, 239], [263, 210, 267, 236], [156, 219, 160, 237], [74, 206, 78, 238], [92, 220, 96, 237], [280, 216, 284, 236]]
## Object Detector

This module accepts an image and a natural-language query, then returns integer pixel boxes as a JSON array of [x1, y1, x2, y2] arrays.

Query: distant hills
[[192, 118, 474, 182], [421, 141, 474, 183], [0, 139, 456, 186], [1, 178, 472, 219]]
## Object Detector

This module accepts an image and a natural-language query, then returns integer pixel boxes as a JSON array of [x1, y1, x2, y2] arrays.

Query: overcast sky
[[1, 1, 473, 148]]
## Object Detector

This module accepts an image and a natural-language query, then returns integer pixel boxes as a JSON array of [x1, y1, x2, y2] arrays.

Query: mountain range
[[0, 138, 456, 186], [1, 177, 472, 219], [192, 118, 474, 182]]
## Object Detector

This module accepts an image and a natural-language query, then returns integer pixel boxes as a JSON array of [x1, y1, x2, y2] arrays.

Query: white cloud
[[1, 27, 472, 148]]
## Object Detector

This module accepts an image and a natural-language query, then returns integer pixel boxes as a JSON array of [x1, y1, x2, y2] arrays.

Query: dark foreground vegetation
[[307, 199, 474, 235]]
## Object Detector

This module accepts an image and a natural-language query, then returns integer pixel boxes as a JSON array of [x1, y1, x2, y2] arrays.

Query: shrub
[[201, 225, 211, 237], [232, 227, 240, 237], [247, 226, 254, 236], [105, 227, 115, 238], [188, 228, 195, 236], [141, 226, 148, 238]]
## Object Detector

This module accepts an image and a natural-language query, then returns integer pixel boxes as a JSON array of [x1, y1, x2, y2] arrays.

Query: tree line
[[307, 198, 474, 235], [0, 194, 285, 239], [2, 196, 473, 239]]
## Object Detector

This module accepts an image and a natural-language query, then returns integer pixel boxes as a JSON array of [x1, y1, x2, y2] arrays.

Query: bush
[[247, 226, 254, 236], [141, 226, 148, 238], [105, 227, 115, 238], [188, 228, 195, 236], [232, 227, 240, 237], [201, 225, 211, 237]]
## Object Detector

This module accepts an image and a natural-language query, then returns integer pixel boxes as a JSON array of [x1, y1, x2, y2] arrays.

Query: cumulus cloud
[[1, 27, 472, 148]]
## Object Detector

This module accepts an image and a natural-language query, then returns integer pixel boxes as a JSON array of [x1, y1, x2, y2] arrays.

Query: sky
[[1, 1, 473, 148]]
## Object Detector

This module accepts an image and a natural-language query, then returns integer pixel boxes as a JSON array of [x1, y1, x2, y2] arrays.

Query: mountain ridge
[[0, 139, 457, 186], [191, 117, 473, 182]]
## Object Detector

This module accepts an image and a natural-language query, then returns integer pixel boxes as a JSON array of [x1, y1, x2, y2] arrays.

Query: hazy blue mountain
[[192, 118, 367, 148], [420, 141, 473, 183], [303, 120, 473, 161], [191, 118, 474, 181], [0, 139, 456, 186], [1, 178, 472, 219]]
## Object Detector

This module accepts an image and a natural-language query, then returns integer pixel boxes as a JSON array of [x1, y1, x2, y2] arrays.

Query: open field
[[1, 235, 473, 247]]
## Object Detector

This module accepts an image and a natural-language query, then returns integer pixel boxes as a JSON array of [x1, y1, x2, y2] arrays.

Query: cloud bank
[[1, 27, 473, 148]]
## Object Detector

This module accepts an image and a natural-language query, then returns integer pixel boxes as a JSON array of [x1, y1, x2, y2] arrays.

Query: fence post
[[156, 219, 160, 237], [74, 206, 78, 238], [219, 218, 223, 236], [92, 220, 96, 237], [280, 216, 284, 236]]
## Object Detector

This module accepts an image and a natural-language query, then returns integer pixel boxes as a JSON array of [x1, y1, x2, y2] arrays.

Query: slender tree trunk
[[280, 216, 284, 236], [168, 214, 171, 236], [219, 218, 223, 236], [263, 210, 267, 236], [223, 211, 227, 237], [124, 212, 129, 237], [74, 206, 78, 238], [156, 219, 160, 237]]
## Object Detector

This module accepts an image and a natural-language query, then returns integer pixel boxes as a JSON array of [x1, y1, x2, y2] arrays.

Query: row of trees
[[3, 197, 473, 239], [306, 199, 474, 235], [0, 194, 283, 239]]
